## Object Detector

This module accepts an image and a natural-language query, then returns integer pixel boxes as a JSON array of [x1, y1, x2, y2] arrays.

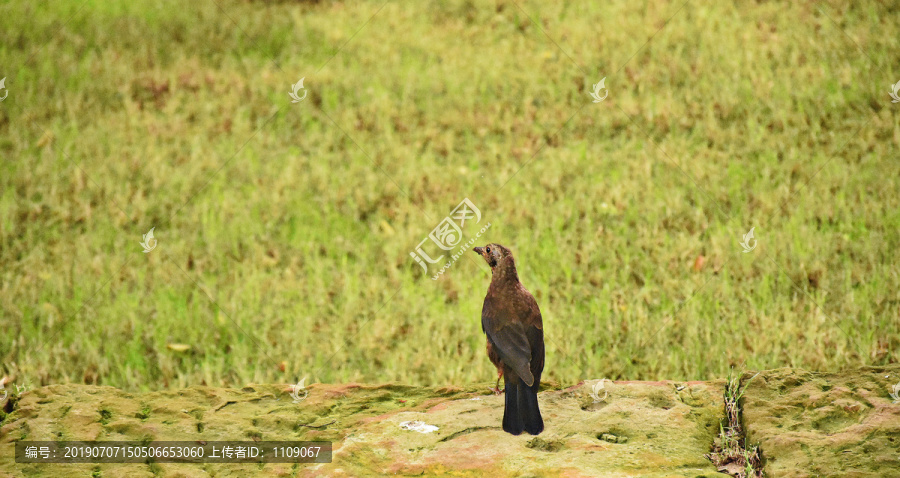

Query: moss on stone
[[4, 368, 895, 477], [742, 365, 900, 478]]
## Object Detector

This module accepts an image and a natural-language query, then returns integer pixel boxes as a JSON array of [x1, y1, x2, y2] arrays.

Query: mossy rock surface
[[6, 367, 898, 477], [742, 365, 900, 478], [0, 380, 727, 477]]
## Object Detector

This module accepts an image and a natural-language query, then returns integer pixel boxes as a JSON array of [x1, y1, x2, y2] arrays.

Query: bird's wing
[[520, 293, 544, 383], [482, 300, 535, 386], [526, 319, 544, 384]]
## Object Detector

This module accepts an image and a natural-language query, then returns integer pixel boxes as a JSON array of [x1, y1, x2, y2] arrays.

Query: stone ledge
[[3, 366, 899, 477], [0, 380, 725, 477], [742, 365, 900, 478]]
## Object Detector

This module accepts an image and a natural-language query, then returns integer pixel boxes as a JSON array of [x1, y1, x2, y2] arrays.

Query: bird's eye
[[486, 247, 491, 254]]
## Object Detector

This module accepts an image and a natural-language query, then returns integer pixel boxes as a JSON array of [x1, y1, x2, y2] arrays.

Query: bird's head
[[473, 243, 515, 273]]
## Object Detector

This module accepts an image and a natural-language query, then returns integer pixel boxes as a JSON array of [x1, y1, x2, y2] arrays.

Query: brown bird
[[473, 244, 544, 435]]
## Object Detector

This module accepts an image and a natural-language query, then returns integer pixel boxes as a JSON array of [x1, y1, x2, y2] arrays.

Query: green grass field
[[1, 0, 898, 392]]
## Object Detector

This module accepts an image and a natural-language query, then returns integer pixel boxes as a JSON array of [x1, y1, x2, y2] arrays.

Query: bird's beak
[[473, 247, 484, 255]]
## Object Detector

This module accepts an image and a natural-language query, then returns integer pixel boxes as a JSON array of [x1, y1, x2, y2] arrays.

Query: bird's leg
[[489, 370, 504, 395]]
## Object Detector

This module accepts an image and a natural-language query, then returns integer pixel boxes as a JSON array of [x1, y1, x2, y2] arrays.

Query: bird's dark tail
[[502, 375, 543, 435]]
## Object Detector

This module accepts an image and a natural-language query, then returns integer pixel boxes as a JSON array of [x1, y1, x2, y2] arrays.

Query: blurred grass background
[[0, 0, 898, 392]]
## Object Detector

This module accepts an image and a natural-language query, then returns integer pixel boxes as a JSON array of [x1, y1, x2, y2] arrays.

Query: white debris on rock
[[399, 420, 439, 433]]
